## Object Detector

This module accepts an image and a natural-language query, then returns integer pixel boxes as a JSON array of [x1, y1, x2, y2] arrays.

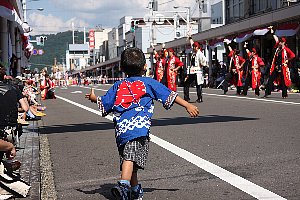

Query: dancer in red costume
[[242, 43, 265, 96], [166, 48, 183, 91], [224, 40, 246, 95], [40, 74, 56, 100], [152, 44, 167, 84], [264, 26, 295, 98]]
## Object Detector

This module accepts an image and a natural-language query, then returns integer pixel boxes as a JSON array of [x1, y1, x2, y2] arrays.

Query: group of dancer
[[152, 36, 208, 103], [223, 26, 295, 98], [153, 26, 296, 100]]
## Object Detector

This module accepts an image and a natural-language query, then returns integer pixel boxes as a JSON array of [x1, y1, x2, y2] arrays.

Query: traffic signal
[[39, 36, 47, 46], [130, 21, 135, 32], [40, 36, 44, 45]]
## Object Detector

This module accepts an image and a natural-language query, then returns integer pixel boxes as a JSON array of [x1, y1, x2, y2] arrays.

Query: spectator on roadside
[[77, 72, 82, 85], [9, 54, 18, 78], [0, 64, 29, 125]]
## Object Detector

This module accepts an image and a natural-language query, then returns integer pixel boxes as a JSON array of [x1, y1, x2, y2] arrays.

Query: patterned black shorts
[[118, 136, 149, 171]]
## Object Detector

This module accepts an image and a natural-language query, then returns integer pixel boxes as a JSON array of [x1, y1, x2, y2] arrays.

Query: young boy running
[[86, 47, 199, 200]]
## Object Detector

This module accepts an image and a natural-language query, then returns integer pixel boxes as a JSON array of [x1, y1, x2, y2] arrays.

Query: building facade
[[66, 44, 89, 71], [0, 0, 32, 76]]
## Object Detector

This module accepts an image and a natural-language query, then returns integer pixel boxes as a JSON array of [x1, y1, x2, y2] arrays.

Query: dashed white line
[[56, 94, 287, 200]]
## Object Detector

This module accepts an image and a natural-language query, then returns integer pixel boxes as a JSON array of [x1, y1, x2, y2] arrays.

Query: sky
[[26, 0, 199, 35]]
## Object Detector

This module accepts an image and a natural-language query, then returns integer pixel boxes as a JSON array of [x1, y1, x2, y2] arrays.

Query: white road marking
[[71, 91, 83, 94], [176, 89, 300, 106], [56, 94, 287, 200]]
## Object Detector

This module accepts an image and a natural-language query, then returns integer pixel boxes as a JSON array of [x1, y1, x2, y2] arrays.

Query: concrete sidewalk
[[15, 121, 41, 200]]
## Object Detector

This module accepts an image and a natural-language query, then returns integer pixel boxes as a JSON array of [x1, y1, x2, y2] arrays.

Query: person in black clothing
[[264, 27, 295, 98], [9, 54, 18, 78], [0, 65, 29, 122]]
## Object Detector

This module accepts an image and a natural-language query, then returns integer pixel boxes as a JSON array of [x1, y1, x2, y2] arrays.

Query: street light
[[22, 0, 44, 22]]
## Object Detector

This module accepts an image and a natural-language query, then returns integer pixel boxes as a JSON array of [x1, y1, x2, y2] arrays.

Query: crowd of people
[[152, 36, 208, 102], [0, 63, 54, 197], [152, 26, 299, 100]]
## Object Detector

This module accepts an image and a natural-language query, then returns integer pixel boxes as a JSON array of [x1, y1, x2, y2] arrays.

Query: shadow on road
[[152, 115, 258, 126], [39, 115, 258, 135], [76, 183, 179, 200]]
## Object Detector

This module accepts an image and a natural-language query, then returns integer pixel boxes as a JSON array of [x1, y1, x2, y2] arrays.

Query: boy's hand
[[85, 88, 97, 103], [186, 103, 199, 117], [174, 96, 199, 117]]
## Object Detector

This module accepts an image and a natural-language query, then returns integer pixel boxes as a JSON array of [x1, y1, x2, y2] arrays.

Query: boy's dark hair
[[121, 47, 146, 76]]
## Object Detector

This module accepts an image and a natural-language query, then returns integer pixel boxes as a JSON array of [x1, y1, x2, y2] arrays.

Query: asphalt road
[[40, 84, 300, 200]]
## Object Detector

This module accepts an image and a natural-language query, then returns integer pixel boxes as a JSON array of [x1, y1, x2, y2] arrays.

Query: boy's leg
[[130, 166, 138, 187], [131, 166, 144, 200], [111, 160, 133, 199], [121, 160, 134, 181]]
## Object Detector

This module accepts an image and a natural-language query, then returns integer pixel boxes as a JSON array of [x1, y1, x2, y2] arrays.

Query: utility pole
[[148, 0, 158, 45], [84, 27, 86, 44], [22, 0, 27, 22], [72, 22, 75, 44]]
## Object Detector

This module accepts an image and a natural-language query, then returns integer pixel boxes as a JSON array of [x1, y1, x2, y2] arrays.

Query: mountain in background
[[29, 31, 86, 71]]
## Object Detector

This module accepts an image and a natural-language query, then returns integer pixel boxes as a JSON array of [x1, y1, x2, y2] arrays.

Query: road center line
[[56, 94, 286, 200]]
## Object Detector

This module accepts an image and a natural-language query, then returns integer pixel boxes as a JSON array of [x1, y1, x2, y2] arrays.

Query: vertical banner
[[89, 29, 95, 49]]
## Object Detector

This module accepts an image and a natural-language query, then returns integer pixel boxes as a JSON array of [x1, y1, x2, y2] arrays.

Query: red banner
[[89, 29, 95, 49]]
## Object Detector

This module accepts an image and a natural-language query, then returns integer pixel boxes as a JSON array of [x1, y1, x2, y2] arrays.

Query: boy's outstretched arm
[[174, 96, 199, 117], [85, 88, 97, 103]]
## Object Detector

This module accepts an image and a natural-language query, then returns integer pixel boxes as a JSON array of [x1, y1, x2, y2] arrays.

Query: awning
[[209, 38, 224, 49], [234, 32, 253, 43], [0, 0, 30, 34], [275, 23, 300, 37], [253, 28, 269, 36]]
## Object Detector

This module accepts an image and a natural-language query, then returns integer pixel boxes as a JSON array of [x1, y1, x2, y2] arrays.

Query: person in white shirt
[[184, 37, 208, 102]]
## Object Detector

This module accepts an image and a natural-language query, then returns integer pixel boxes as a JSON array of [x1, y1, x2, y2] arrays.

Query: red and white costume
[[40, 78, 55, 100], [166, 55, 183, 91], [154, 52, 166, 83], [247, 52, 265, 89], [228, 50, 245, 87], [270, 42, 295, 87]]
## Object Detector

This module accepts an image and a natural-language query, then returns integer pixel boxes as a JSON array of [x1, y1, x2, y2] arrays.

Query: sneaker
[[131, 184, 143, 200], [111, 181, 131, 200]]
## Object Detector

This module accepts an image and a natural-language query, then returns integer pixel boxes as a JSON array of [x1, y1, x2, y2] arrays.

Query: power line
[[159, 0, 175, 5]]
